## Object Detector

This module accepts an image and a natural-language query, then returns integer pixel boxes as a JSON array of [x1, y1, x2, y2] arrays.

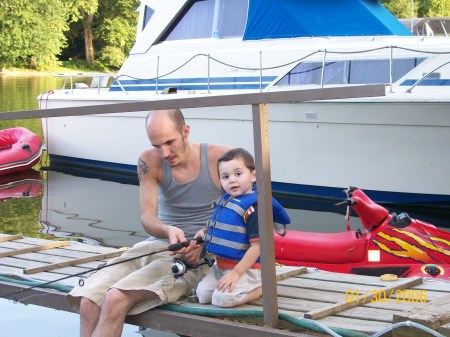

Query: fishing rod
[[2, 237, 204, 301]]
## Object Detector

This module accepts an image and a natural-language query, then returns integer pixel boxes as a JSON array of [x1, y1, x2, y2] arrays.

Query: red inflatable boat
[[0, 127, 43, 176], [0, 170, 43, 200], [275, 187, 450, 280]]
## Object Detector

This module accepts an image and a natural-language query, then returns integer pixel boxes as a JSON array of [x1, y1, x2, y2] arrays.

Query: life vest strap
[[206, 219, 247, 234], [204, 234, 250, 251]]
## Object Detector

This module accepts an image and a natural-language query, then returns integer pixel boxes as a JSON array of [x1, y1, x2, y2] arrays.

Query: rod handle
[[167, 237, 204, 252]]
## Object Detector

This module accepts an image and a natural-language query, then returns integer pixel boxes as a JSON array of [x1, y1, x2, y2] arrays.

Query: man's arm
[[138, 150, 186, 243]]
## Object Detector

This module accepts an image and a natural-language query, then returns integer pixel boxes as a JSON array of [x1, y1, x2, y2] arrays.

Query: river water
[[0, 74, 448, 337]]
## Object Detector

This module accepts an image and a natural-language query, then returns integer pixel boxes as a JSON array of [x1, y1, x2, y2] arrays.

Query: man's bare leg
[[80, 297, 101, 337], [91, 288, 154, 337]]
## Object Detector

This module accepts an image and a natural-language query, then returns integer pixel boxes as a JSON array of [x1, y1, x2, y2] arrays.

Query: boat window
[[216, 0, 248, 38], [425, 19, 450, 37], [276, 58, 426, 86], [162, 0, 215, 41], [160, 0, 248, 41], [142, 5, 155, 32]]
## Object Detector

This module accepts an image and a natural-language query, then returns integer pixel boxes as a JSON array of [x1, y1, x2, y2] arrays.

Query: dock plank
[[393, 294, 450, 332], [1, 235, 450, 337], [304, 277, 423, 320]]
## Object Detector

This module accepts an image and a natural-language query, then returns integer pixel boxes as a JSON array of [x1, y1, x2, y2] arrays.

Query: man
[[66, 109, 231, 337]]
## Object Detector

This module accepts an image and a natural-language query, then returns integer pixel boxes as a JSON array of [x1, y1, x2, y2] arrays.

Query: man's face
[[148, 121, 188, 167]]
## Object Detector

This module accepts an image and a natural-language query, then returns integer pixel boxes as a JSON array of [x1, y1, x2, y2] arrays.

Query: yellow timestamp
[[345, 289, 428, 304]]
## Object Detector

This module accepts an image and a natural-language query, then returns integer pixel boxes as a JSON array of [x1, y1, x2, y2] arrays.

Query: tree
[[94, 0, 140, 69], [0, 0, 69, 70], [417, 0, 450, 17], [68, 0, 99, 64]]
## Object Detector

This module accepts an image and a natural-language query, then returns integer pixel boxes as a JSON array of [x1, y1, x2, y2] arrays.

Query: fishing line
[[1, 237, 203, 302]]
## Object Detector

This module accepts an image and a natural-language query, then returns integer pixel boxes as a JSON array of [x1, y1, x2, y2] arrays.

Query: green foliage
[[0, 0, 69, 70], [94, 0, 139, 69], [381, 0, 450, 18], [68, 0, 99, 21], [381, 0, 417, 18], [417, 0, 450, 16]]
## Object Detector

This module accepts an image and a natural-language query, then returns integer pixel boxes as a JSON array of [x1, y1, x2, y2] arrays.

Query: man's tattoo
[[137, 158, 149, 182]]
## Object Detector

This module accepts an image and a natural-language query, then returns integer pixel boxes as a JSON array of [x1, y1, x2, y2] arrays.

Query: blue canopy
[[243, 0, 412, 40]]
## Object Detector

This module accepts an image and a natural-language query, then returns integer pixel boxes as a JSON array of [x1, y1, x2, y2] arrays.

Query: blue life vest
[[203, 192, 290, 262]]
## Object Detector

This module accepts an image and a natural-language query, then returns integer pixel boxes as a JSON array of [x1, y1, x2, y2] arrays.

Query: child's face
[[218, 158, 256, 197]]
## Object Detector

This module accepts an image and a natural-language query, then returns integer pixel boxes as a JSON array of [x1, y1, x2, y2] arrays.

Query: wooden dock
[[1, 234, 449, 337]]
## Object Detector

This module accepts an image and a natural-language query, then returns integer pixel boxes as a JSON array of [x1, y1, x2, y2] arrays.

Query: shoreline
[[1, 69, 74, 76]]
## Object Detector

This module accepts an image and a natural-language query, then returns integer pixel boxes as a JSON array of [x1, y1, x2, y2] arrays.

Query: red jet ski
[[275, 187, 450, 280]]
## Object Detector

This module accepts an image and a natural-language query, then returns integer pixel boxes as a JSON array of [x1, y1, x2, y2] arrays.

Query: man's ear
[[182, 124, 190, 138]]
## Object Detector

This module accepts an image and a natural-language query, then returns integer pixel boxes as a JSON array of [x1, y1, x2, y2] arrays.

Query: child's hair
[[218, 148, 255, 171]]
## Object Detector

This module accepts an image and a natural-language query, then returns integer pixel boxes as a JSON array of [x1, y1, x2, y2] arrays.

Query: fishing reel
[[171, 257, 215, 279]]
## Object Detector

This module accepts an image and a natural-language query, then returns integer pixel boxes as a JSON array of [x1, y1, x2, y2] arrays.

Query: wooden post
[[252, 103, 278, 328]]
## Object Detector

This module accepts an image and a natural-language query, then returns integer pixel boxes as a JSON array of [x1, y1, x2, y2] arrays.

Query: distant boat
[[0, 127, 43, 176], [39, 0, 450, 206], [399, 17, 450, 37]]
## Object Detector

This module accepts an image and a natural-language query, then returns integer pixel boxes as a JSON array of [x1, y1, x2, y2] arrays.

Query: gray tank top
[[156, 143, 223, 240]]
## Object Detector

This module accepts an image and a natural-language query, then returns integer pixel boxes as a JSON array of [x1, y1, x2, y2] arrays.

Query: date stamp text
[[345, 289, 427, 304]]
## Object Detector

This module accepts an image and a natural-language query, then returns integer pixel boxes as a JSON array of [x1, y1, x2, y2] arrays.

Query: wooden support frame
[[0, 84, 386, 330]]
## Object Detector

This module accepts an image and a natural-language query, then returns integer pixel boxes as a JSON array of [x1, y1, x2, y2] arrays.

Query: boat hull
[[41, 94, 450, 206]]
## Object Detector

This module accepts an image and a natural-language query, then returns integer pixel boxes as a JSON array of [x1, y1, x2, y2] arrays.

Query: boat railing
[[406, 58, 450, 92], [63, 46, 449, 95], [53, 73, 116, 94]]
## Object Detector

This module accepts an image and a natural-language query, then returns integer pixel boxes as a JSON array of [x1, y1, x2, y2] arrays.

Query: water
[[0, 74, 449, 337]]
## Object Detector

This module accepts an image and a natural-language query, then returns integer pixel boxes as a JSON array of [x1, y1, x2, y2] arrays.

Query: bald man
[[67, 109, 231, 337]]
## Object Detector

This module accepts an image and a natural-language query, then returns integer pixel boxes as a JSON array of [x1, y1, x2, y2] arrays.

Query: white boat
[[39, 0, 450, 206]]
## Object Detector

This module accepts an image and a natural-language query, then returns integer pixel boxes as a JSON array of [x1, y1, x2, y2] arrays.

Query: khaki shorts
[[66, 240, 202, 315], [196, 264, 262, 307]]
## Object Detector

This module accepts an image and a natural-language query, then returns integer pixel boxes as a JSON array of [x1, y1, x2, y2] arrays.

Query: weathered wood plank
[[393, 294, 450, 329], [279, 277, 383, 296], [317, 316, 391, 334], [304, 277, 423, 320], [439, 322, 450, 337], [0, 234, 23, 242], [275, 266, 307, 280], [24, 247, 128, 274], [0, 241, 70, 257]]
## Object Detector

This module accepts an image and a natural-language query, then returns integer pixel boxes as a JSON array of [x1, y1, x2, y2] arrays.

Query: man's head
[[217, 148, 256, 196], [146, 109, 190, 167]]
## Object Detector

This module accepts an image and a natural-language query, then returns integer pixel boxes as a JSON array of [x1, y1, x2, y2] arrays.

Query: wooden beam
[[0, 234, 23, 242], [23, 247, 128, 274], [252, 103, 279, 328], [0, 241, 70, 258], [0, 281, 316, 337], [0, 84, 385, 120], [304, 277, 423, 320]]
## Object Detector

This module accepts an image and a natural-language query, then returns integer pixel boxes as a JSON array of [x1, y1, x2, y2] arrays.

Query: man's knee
[[80, 296, 99, 313]]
